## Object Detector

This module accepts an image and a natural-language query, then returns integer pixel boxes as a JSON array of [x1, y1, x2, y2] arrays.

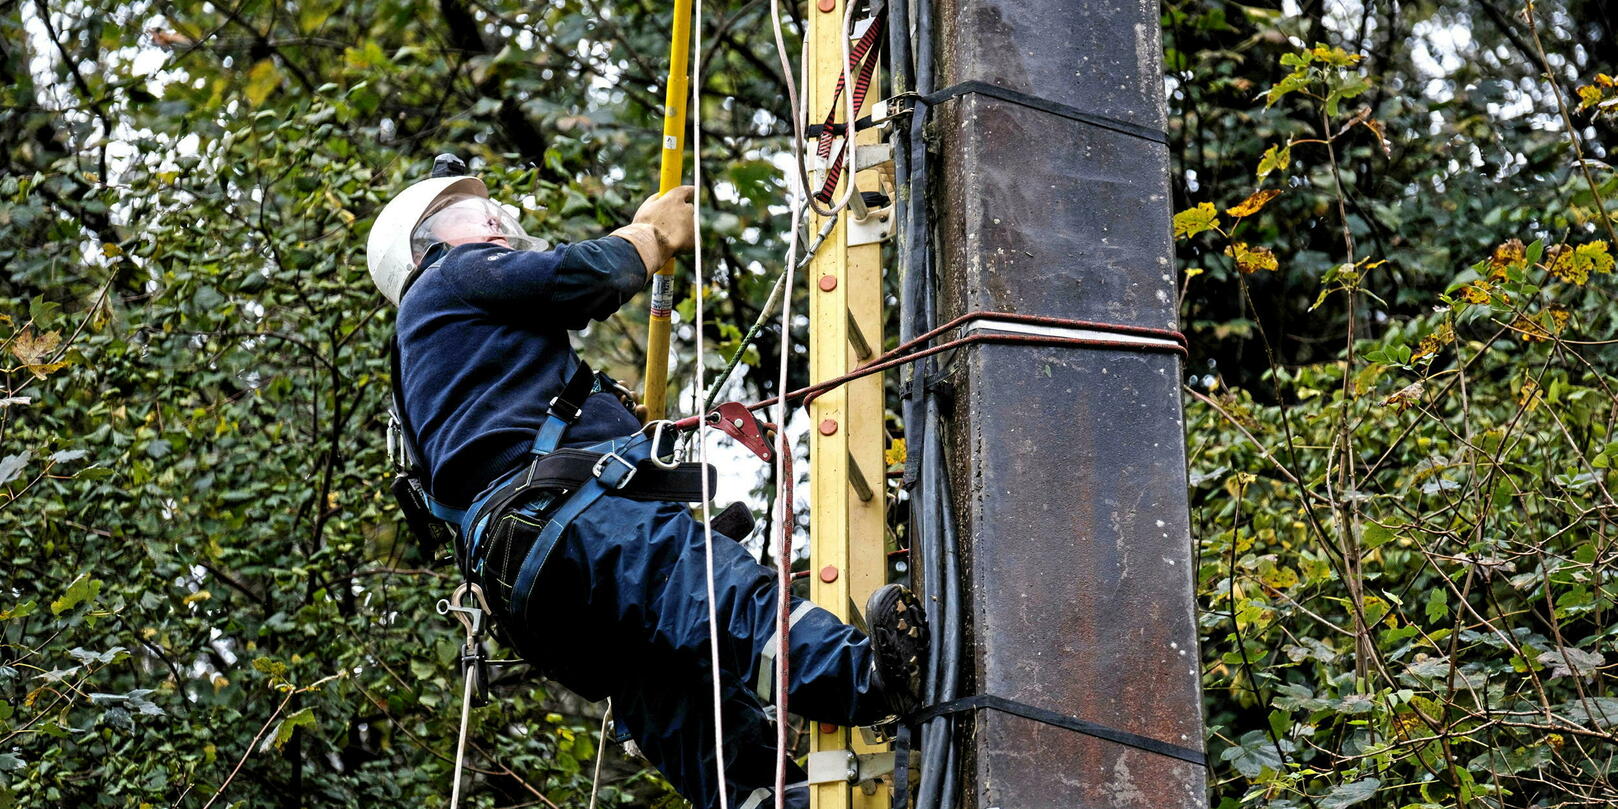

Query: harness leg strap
[[508, 435, 654, 619]]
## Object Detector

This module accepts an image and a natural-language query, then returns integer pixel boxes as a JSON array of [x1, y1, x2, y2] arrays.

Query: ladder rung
[[845, 310, 874, 361], [846, 450, 875, 503]]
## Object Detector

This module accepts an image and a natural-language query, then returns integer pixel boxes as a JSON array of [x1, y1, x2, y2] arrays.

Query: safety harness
[[387, 337, 715, 608]]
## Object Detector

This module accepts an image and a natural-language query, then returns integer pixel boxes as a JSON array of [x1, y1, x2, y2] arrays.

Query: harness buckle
[[386, 414, 401, 469], [592, 451, 638, 490], [547, 394, 583, 423]]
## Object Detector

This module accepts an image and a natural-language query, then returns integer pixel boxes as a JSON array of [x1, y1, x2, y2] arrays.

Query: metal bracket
[[805, 750, 897, 785], [807, 143, 894, 177], [847, 205, 895, 246]]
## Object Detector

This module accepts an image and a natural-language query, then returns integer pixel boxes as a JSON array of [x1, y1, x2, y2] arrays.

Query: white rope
[[772, 181, 805, 809], [588, 700, 611, 809], [689, 2, 729, 808], [448, 664, 475, 809]]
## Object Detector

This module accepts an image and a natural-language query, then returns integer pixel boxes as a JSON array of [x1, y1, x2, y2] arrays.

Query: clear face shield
[[410, 195, 549, 263]]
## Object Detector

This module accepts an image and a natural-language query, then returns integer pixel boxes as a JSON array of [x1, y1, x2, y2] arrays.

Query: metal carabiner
[[436, 581, 493, 640], [641, 419, 681, 470]]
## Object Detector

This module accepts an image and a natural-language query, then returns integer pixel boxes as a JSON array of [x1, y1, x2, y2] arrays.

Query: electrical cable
[[770, 158, 806, 809], [892, 0, 964, 804]]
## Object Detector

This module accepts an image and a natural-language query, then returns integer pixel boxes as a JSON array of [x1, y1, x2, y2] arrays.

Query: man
[[366, 158, 927, 809]]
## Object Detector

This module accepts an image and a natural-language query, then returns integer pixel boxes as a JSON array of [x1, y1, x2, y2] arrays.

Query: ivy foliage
[[5, 0, 1618, 807], [1172, 2, 1618, 806], [1, 0, 797, 806]]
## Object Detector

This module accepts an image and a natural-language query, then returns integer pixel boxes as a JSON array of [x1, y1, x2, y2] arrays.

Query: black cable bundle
[[889, 1, 962, 807]]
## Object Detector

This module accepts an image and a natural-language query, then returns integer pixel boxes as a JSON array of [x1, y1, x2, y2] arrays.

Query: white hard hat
[[366, 175, 489, 305]]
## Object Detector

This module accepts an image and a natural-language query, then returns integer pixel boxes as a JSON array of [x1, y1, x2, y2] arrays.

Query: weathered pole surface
[[930, 1, 1208, 807]]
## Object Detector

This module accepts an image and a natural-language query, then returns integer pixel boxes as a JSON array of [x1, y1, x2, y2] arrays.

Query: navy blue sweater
[[396, 238, 647, 505]]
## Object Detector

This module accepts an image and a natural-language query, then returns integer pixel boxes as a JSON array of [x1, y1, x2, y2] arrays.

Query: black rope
[[916, 80, 1168, 145], [913, 693, 1207, 767]]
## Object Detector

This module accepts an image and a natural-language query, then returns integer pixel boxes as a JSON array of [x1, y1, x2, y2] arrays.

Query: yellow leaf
[[1545, 242, 1609, 285], [1487, 238, 1527, 278], [183, 590, 212, 605], [1578, 84, 1604, 109], [1513, 314, 1551, 343], [1224, 242, 1279, 274], [1576, 241, 1614, 274], [9, 328, 58, 365], [1172, 202, 1221, 239], [1256, 143, 1292, 179], [1310, 44, 1363, 66], [243, 59, 280, 106], [1545, 244, 1588, 285], [323, 189, 356, 225], [884, 438, 906, 467], [1411, 322, 1454, 362], [1226, 189, 1283, 218], [1517, 379, 1544, 411]]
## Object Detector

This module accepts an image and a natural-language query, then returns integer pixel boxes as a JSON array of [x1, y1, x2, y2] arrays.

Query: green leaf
[[0, 600, 34, 622], [1424, 588, 1448, 624], [1268, 708, 1291, 740], [0, 453, 28, 486], [1264, 71, 1310, 108], [50, 574, 103, 615], [1325, 76, 1371, 117], [1220, 729, 1289, 777], [1173, 202, 1221, 239], [1362, 522, 1394, 550], [1322, 778, 1380, 808], [271, 707, 316, 749]]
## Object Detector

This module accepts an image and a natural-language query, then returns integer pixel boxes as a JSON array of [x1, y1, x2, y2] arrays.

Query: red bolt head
[[819, 565, 839, 583], [817, 0, 836, 12], [819, 722, 838, 734], [818, 419, 838, 435], [818, 274, 838, 292]]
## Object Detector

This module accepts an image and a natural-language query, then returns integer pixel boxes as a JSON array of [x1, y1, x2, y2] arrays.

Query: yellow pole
[[642, 0, 694, 421]]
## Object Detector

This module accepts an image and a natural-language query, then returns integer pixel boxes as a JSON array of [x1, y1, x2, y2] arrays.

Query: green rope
[[701, 214, 838, 412]]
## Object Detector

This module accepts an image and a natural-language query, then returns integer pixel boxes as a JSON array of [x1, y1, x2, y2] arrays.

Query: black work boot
[[866, 583, 929, 717]]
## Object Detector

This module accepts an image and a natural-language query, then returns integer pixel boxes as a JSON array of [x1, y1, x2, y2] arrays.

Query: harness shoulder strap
[[530, 357, 597, 457], [388, 331, 467, 547]]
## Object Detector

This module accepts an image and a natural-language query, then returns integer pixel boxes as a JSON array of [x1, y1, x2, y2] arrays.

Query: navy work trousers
[[481, 494, 890, 809]]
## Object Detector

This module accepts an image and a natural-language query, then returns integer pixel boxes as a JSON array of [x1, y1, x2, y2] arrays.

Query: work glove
[[612, 185, 696, 275]]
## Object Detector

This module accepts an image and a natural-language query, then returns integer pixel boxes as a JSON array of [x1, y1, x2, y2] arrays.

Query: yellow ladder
[[807, 1, 892, 806]]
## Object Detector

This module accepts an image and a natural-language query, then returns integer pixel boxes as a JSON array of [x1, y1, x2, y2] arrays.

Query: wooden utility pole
[[928, 0, 1209, 806]]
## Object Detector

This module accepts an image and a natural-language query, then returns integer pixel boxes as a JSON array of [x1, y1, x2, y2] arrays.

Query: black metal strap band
[[914, 693, 1206, 766], [918, 80, 1168, 145]]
